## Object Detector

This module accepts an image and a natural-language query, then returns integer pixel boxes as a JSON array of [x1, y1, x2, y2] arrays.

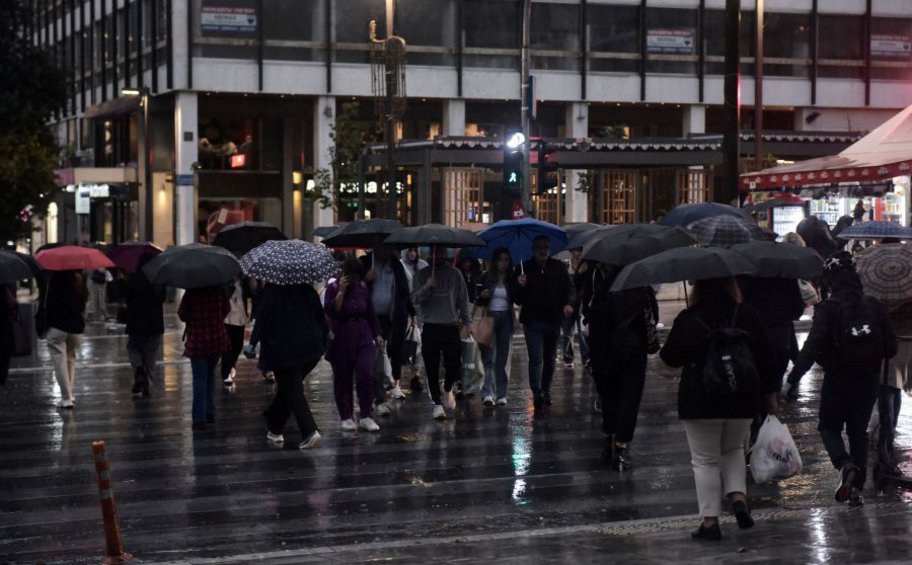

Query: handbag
[[471, 305, 495, 348]]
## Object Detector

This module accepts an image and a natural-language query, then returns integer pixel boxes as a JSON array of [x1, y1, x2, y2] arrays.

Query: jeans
[[560, 316, 589, 364], [46, 327, 81, 402], [221, 324, 245, 380], [190, 355, 219, 424], [481, 310, 513, 399], [682, 419, 752, 518], [600, 351, 648, 442], [264, 361, 320, 441], [818, 376, 878, 489], [421, 323, 462, 405], [523, 320, 560, 395]]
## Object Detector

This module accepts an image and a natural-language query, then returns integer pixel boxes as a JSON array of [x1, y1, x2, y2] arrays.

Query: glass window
[[531, 2, 579, 71], [396, 0, 457, 66], [192, 0, 258, 59], [589, 4, 639, 73], [645, 8, 698, 75], [262, 0, 325, 61], [819, 15, 864, 79], [871, 18, 912, 81], [703, 10, 754, 76], [335, 0, 385, 63], [763, 12, 811, 77], [464, 0, 520, 69]]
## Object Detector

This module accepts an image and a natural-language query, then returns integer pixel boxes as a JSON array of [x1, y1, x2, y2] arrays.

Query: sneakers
[[432, 404, 446, 420], [848, 488, 865, 507], [444, 390, 456, 411], [483, 395, 495, 406], [564, 360, 574, 369], [299, 431, 321, 450], [223, 367, 236, 386], [360, 417, 380, 432], [263, 371, 276, 383], [691, 522, 722, 541], [340, 419, 356, 432], [542, 391, 553, 406], [266, 431, 285, 444], [391, 385, 406, 400], [613, 443, 631, 471], [835, 463, 859, 503], [375, 402, 392, 417], [57, 399, 75, 409], [496, 397, 507, 406]]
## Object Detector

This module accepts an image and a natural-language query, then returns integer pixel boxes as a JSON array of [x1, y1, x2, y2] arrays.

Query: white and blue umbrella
[[475, 218, 568, 266], [240, 240, 339, 285]]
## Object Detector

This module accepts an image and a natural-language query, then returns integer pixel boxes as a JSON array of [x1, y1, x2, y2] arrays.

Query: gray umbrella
[[322, 219, 403, 248], [142, 243, 240, 289], [240, 240, 339, 285], [610, 246, 756, 291], [383, 224, 485, 248], [0, 250, 33, 284], [582, 224, 696, 266], [729, 241, 823, 279], [689, 215, 772, 247]]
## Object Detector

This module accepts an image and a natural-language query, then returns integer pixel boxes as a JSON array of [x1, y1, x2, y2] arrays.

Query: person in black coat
[[0, 284, 15, 386], [255, 283, 328, 450], [361, 245, 417, 405], [124, 255, 165, 397], [661, 277, 777, 541]]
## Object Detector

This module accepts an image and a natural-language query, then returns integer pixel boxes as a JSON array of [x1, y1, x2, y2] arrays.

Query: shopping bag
[[471, 306, 495, 348], [749, 415, 803, 484], [798, 279, 819, 306], [374, 346, 393, 387], [460, 336, 485, 396], [404, 324, 420, 366]]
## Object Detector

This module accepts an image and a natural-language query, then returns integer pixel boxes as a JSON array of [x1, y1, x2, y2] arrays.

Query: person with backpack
[[783, 251, 897, 506], [661, 277, 777, 541]]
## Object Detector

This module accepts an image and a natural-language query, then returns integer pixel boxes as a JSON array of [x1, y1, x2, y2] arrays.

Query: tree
[[307, 102, 366, 211], [0, 1, 65, 243]]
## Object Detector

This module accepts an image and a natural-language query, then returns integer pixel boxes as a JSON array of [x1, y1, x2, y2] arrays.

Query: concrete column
[[174, 91, 198, 245], [313, 96, 335, 230], [171, 0, 190, 90], [282, 117, 295, 236], [442, 99, 466, 137], [683, 104, 706, 136], [564, 102, 589, 223]]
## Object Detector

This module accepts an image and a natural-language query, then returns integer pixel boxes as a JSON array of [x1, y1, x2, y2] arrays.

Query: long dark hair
[[688, 277, 742, 323], [490, 247, 512, 284]]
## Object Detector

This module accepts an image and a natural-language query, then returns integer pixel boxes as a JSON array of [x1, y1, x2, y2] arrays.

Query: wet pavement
[[2, 303, 912, 564]]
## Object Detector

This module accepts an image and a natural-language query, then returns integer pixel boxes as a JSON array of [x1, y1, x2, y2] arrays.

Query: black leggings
[[421, 324, 462, 405], [221, 324, 245, 379]]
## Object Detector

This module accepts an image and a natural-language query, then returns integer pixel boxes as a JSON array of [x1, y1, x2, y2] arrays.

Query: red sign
[[512, 200, 526, 219], [230, 153, 246, 168]]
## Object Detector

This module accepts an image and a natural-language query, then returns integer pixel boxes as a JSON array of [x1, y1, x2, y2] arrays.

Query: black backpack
[[695, 306, 760, 397], [829, 296, 886, 373]]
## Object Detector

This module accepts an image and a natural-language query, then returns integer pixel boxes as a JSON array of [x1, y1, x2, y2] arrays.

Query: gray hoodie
[[411, 263, 471, 326]]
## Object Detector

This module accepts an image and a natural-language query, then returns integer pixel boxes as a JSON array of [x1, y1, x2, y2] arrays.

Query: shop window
[[262, 0, 325, 61], [645, 8, 698, 75], [395, 0, 457, 66], [442, 168, 485, 227], [531, 2, 579, 71], [335, 0, 385, 64], [464, 0, 520, 70], [197, 115, 258, 170], [678, 169, 712, 204], [589, 4, 640, 73], [871, 18, 912, 81], [819, 15, 864, 79], [763, 12, 811, 77], [703, 10, 755, 76], [600, 170, 637, 225]]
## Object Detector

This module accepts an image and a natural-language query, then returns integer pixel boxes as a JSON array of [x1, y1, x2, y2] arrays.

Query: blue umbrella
[[660, 202, 747, 227], [838, 221, 912, 240], [476, 218, 568, 268]]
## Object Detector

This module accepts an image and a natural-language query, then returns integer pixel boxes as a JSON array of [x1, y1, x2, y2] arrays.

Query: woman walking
[[45, 271, 88, 408], [660, 277, 777, 540], [178, 285, 230, 430], [221, 277, 248, 386], [256, 282, 328, 449], [124, 255, 165, 397], [324, 258, 383, 432], [475, 248, 515, 406]]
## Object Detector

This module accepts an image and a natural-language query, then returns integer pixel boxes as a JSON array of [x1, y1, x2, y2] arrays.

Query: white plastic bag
[[750, 415, 803, 484], [374, 346, 394, 387], [460, 336, 485, 396]]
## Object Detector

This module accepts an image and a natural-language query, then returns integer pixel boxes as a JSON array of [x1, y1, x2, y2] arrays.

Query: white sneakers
[[375, 402, 392, 417], [483, 395, 495, 406], [266, 431, 284, 444], [496, 397, 507, 406], [444, 390, 456, 411], [223, 368, 235, 386], [340, 419, 356, 432], [360, 417, 380, 432], [391, 385, 406, 400], [57, 399, 74, 409], [299, 431, 321, 450], [432, 404, 446, 420]]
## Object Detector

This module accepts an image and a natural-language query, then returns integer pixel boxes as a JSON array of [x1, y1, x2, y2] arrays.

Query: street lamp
[[121, 87, 152, 242], [505, 131, 526, 150]]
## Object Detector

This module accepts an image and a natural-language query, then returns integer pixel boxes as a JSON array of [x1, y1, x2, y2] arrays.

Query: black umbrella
[[660, 202, 747, 227], [322, 219, 404, 248], [730, 241, 823, 279], [212, 221, 287, 257], [142, 243, 240, 289], [583, 224, 696, 266], [383, 223, 485, 248], [689, 215, 772, 247], [564, 222, 601, 237], [610, 246, 756, 291], [14, 252, 42, 278], [0, 250, 33, 284], [313, 225, 343, 238]]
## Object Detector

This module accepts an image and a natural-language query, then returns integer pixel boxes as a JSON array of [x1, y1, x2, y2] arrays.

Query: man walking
[[514, 235, 575, 409], [784, 251, 897, 506]]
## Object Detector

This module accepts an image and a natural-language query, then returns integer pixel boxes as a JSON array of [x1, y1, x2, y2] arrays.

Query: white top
[[224, 281, 248, 326], [489, 284, 510, 312]]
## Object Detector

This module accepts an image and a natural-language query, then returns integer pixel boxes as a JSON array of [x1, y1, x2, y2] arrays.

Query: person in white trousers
[[44, 271, 88, 408]]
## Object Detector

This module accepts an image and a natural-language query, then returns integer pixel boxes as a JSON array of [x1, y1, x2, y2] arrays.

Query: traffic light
[[503, 134, 524, 196], [537, 142, 559, 193]]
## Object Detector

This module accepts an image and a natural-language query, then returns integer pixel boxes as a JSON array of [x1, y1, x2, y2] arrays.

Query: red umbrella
[[36, 245, 115, 271]]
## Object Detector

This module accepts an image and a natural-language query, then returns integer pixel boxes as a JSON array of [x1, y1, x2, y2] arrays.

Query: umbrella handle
[[520, 261, 524, 276]]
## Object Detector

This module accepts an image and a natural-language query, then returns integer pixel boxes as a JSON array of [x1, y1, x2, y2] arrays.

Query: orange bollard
[[92, 440, 132, 564]]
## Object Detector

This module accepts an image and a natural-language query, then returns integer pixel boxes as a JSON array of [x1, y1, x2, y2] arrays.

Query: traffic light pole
[[520, 0, 533, 217]]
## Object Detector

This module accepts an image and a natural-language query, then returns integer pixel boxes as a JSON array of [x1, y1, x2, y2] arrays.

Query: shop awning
[[741, 104, 912, 191]]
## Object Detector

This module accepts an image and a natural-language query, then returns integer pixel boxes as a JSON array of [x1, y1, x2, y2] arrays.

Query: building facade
[[33, 0, 912, 247]]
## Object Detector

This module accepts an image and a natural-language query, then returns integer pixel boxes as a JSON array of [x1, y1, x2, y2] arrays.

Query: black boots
[[132, 367, 151, 397]]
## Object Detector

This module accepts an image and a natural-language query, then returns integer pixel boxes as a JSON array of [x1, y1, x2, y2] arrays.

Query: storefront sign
[[871, 34, 912, 59], [230, 153, 247, 168], [647, 29, 695, 55], [201, 3, 257, 34]]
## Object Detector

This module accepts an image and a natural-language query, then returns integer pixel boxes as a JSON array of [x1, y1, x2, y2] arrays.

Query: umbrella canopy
[[838, 221, 912, 240], [564, 222, 601, 236], [856, 243, 912, 309], [384, 223, 485, 248], [321, 219, 403, 248], [313, 225, 343, 238], [212, 221, 288, 256], [475, 218, 568, 262], [14, 252, 42, 278], [729, 241, 823, 279], [36, 245, 115, 271], [142, 243, 240, 289], [582, 224, 696, 266], [0, 250, 33, 284], [689, 215, 772, 247], [610, 246, 756, 291], [564, 226, 608, 251], [107, 242, 163, 272], [240, 239, 339, 285], [660, 202, 746, 227]]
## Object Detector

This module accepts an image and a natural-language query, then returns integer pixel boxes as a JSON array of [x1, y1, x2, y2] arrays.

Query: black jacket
[[124, 272, 165, 336], [474, 271, 517, 310], [513, 258, 575, 325], [46, 271, 87, 334], [661, 301, 776, 420], [254, 284, 327, 372], [360, 253, 416, 326]]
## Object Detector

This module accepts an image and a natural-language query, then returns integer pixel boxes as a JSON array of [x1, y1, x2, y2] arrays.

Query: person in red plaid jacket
[[179, 285, 230, 430]]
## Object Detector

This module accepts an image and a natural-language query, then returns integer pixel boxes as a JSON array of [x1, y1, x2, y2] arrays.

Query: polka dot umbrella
[[856, 243, 912, 309], [240, 239, 340, 285]]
